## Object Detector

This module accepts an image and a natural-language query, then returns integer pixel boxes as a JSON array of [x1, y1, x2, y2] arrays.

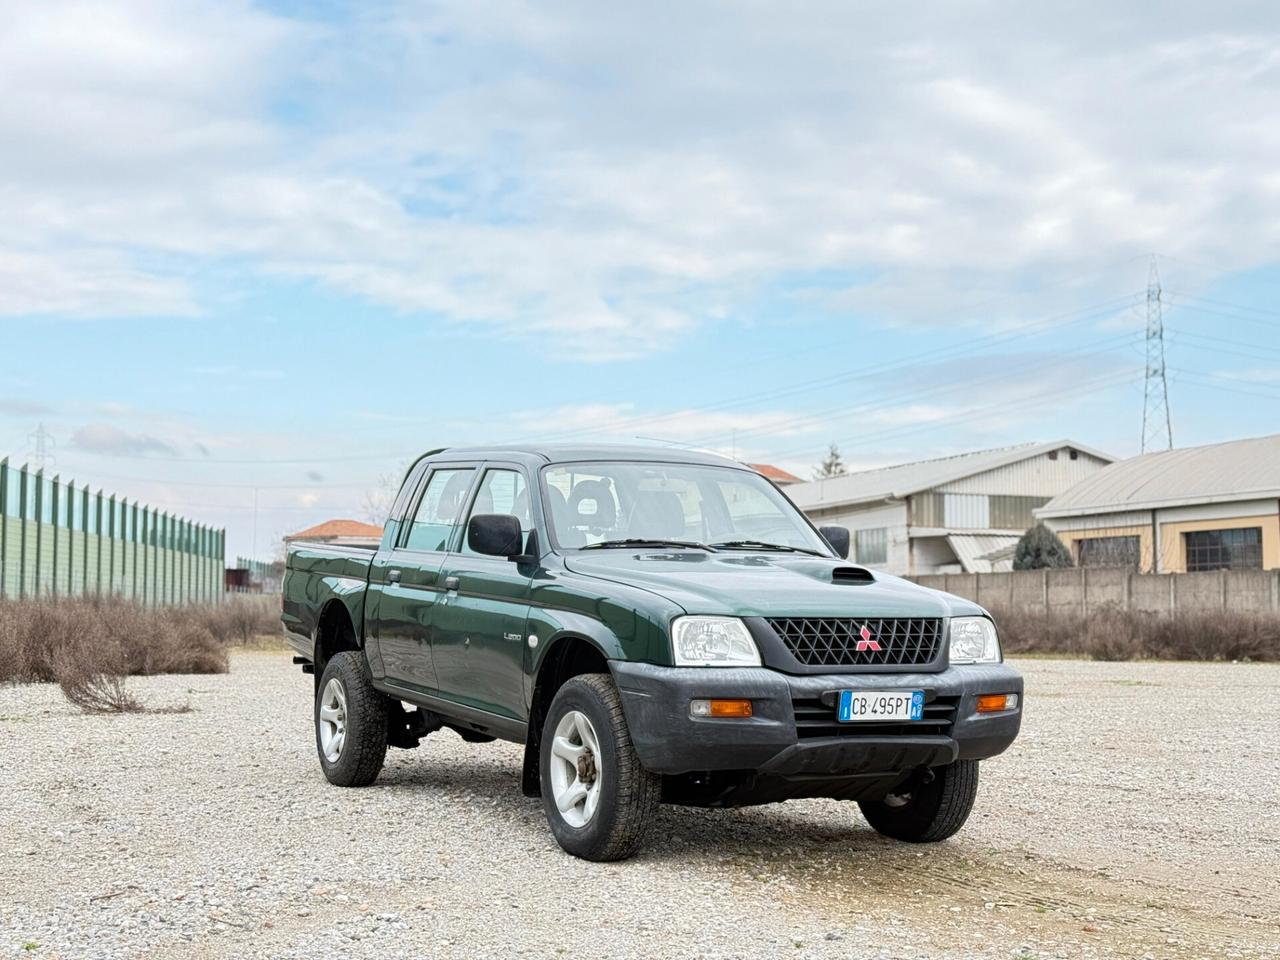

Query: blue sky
[[2, 1, 1279, 559]]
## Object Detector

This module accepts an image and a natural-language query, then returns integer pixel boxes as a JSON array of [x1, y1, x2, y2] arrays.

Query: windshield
[[541, 461, 830, 554]]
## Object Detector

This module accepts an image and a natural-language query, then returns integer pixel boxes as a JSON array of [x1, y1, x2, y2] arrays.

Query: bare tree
[[362, 463, 408, 524]]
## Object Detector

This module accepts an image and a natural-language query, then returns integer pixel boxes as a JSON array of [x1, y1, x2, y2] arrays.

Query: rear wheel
[[314, 651, 388, 787], [859, 760, 979, 842], [539, 674, 660, 861]]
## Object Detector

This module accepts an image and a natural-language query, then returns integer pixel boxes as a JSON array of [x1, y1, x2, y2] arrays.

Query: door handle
[[444, 576, 460, 591], [387, 569, 402, 583]]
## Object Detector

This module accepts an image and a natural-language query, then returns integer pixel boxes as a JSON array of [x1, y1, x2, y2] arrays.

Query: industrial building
[[785, 441, 1114, 575], [1037, 433, 1280, 573]]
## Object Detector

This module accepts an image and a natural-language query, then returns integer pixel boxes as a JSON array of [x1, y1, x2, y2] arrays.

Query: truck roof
[[425, 442, 748, 469]]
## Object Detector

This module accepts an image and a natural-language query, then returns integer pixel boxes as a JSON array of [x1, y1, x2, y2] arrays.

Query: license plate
[[837, 690, 925, 722]]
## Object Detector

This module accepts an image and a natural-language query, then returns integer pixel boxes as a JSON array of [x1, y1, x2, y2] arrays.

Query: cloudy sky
[[2, 0, 1279, 559]]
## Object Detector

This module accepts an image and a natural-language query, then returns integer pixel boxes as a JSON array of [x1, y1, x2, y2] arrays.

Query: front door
[[367, 465, 478, 694], [432, 466, 535, 721]]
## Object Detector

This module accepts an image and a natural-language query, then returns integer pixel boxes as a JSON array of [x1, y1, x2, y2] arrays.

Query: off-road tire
[[540, 674, 661, 861], [859, 759, 979, 842], [315, 651, 388, 787]]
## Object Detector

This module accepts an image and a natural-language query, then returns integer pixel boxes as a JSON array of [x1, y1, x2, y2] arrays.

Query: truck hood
[[561, 551, 981, 619]]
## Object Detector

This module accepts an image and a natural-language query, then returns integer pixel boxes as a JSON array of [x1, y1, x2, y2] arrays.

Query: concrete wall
[[912, 567, 1280, 615]]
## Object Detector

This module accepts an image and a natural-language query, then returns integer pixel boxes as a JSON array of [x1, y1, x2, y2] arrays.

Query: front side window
[[542, 461, 829, 553], [461, 469, 530, 555], [855, 528, 888, 565], [404, 468, 475, 552], [1185, 527, 1262, 572]]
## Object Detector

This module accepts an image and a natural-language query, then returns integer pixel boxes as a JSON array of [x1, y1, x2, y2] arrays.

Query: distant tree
[[361, 462, 409, 525], [813, 443, 845, 479], [1013, 523, 1073, 570]]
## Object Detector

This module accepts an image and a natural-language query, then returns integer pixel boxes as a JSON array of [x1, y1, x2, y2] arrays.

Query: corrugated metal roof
[[946, 534, 1022, 573], [785, 440, 1113, 510], [1038, 433, 1280, 517]]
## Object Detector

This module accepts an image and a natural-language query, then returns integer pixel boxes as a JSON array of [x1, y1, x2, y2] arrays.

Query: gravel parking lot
[[2, 652, 1278, 959]]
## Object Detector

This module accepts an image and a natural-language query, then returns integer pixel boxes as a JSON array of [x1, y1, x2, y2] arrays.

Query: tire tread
[[316, 651, 388, 788]]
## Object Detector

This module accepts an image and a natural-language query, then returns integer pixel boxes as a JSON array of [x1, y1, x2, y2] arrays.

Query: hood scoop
[[832, 566, 875, 584]]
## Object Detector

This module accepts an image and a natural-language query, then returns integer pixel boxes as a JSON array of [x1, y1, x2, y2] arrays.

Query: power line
[[514, 292, 1144, 447], [685, 331, 1143, 449], [1141, 257, 1173, 453]]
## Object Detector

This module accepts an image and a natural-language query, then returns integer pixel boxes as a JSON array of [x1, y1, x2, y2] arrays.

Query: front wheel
[[859, 760, 980, 842], [539, 674, 661, 861], [314, 651, 388, 787]]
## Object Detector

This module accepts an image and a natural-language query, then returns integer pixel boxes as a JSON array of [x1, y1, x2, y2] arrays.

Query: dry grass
[[992, 604, 1280, 662]]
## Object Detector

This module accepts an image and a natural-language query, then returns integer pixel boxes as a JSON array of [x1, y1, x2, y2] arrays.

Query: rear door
[[366, 464, 478, 694], [431, 464, 536, 721]]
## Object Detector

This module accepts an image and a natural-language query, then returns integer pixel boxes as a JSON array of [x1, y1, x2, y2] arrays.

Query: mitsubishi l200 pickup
[[282, 445, 1022, 861]]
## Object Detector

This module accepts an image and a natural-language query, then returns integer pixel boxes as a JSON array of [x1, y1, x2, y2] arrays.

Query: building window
[[1185, 528, 1263, 572], [855, 528, 888, 565], [1078, 536, 1141, 568]]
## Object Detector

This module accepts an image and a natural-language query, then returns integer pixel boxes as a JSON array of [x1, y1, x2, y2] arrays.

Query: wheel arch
[[521, 632, 613, 797], [314, 598, 361, 679]]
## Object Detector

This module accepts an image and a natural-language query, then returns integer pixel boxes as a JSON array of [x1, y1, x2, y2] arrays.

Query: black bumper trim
[[608, 660, 1022, 777]]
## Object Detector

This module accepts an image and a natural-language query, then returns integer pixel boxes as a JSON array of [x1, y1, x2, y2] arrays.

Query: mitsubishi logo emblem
[[855, 624, 882, 652]]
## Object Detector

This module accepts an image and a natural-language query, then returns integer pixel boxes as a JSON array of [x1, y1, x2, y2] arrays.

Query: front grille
[[792, 694, 958, 739], [767, 617, 944, 667]]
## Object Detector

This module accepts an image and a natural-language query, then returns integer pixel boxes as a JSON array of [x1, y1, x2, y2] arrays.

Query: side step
[[292, 656, 315, 675]]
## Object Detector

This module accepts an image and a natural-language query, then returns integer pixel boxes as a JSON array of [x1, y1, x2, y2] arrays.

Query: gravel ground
[[2, 652, 1278, 960]]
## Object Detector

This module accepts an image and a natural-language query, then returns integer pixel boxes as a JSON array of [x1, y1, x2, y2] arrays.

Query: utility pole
[[1141, 256, 1174, 453], [27, 423, 54, 471]]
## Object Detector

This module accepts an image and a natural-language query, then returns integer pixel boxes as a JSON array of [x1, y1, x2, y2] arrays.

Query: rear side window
[[404, 468, 475, 552]]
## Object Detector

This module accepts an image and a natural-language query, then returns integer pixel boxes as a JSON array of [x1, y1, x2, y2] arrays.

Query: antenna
[[1141, 257, 1173, 452], [26, 423, 55, 471]]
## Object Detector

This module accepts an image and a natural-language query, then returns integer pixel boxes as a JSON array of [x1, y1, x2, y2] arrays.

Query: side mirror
[[819, 525, 850, 559], [468, 514, 524, 558]]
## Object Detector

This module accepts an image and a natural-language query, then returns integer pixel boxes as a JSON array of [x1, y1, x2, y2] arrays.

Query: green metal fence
[[0, 457, 225, 604]]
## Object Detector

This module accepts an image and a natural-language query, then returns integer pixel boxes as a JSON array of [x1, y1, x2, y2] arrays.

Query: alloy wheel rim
[[318, 678, 347, 763], [549, 710, 602, 828]]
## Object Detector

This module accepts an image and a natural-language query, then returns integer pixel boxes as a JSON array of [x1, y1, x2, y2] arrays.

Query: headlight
[[671, 616, 762, 667], [949, 616, 1001, 664]]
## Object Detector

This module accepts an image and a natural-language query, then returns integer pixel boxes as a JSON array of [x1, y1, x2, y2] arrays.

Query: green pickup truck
[[283, 445, 1022, 861]]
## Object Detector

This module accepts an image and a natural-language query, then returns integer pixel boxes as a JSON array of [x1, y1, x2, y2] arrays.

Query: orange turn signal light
[[690, 698, 753, 718], [976, 693, 1018, 714]]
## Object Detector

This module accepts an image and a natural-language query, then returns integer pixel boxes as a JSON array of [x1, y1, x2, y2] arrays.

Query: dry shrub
[[50, 639, 142, 714], [195, 595, 279, 645], [990, 603, 1280, 662], [0, 597, 234, 685]]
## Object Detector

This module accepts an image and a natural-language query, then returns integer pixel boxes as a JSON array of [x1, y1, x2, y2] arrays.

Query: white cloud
[[4, 1, 1280, 354]]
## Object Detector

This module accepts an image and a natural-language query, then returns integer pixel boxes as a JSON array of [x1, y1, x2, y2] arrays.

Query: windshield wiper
[[580, 538, 717, 552], [709, 540, 828, 557]]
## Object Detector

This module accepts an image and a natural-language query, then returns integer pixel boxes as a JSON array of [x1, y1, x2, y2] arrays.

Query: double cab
[[283, 445, 1022, 861]]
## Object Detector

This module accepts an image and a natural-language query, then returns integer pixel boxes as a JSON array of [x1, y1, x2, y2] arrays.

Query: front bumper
[[609, 661, 1022, 777]]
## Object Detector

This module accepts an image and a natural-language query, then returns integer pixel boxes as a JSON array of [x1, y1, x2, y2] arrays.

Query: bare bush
[[990, 604, 1280, 662], [195, 595, 279, 646], [50, 640, 142, 714], [0, 598, 235, 685]]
